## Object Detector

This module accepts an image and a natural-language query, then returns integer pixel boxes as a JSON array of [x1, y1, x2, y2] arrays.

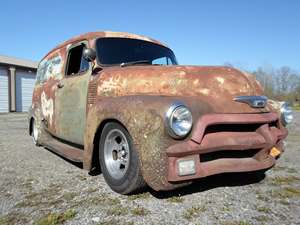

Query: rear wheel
[[99, 122, 146, 194], [31, 118, 40, 146]]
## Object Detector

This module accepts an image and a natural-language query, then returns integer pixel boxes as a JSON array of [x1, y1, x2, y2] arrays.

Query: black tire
[[99, 122, 146, 194], [31, 118, 41, 146], [252, 169, 267, 178]]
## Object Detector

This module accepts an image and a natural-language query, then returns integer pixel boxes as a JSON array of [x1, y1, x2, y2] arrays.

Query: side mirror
[[83, 48, 96, 62]]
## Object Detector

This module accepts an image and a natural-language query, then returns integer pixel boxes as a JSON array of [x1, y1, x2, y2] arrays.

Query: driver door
[[54, 41, 91, 145]]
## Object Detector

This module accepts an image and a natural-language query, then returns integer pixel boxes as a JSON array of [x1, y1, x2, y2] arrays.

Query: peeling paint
[[41, 91, 54, 126], [199, 88, 210, 95], [216, 76, 225, 84]]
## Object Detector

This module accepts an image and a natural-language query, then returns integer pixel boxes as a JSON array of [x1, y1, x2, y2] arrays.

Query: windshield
[[96, 38, 178, 66]]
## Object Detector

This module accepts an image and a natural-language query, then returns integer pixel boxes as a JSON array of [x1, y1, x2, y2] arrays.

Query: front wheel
[[99, 122, 146, 194]]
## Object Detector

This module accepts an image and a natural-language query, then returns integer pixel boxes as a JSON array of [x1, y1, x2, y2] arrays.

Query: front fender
[[83, 95, 205, 190]]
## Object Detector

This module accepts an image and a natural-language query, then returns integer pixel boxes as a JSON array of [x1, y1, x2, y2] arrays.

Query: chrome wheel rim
[[103, 129, 130, 179], [33, 120, 38, 143]]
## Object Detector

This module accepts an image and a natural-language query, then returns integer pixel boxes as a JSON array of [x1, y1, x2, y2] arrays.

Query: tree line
[[226, 64, 300, 106]]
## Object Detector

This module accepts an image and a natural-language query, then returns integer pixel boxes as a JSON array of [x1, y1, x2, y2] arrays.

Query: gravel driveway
[[0, 112, 299, 225]]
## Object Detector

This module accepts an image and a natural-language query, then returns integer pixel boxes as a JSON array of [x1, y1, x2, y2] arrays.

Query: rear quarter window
[[37, 55, 63, 83]]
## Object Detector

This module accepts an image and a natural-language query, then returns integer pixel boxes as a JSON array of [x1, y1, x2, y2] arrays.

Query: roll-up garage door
[[0, 67, 9, 113], [16, 70, 36, 112]]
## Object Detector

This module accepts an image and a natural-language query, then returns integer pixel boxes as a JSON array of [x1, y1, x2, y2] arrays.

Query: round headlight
[[166, 103, 193, 138], [280, 102, 293, 126]]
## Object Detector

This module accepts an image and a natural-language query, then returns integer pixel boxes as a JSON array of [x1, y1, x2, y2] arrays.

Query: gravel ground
[[0, 112, 299, 225]]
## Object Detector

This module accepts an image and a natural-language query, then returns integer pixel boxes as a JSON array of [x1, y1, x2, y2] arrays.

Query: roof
[[0, 55, 38, 69], [44, 31, 168, 60]]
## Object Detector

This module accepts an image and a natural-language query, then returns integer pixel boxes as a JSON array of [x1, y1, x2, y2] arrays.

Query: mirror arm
[[91, 62, 103, 75]]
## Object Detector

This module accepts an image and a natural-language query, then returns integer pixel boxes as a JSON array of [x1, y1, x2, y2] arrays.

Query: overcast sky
[[0, 0, 299, 71]]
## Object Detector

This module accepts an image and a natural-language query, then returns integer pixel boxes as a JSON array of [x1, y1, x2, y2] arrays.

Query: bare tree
[[226, 62, 300, 105]]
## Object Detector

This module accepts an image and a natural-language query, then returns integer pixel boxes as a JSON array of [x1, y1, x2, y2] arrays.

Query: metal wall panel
[[0, 67, 9, 112], [16, 70, 36, 112]]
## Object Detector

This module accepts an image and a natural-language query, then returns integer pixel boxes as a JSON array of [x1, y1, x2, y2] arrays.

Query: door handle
[[57, 82, 64, 89]]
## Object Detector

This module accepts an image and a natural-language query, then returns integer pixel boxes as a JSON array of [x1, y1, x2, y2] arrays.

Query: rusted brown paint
[[94, 66, 269, 113], [166, 113, 287, 182], [29, 31, 289, 191], [41, 31, 167, 62]]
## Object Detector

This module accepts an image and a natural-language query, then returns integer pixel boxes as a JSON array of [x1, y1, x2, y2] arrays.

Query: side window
[[36, 55, 63, 83], [152, 57, 168, 65], [36, 59, 48, 83], [44, 55, 63, 80], [66, 44, 89, 76], [51, 56, 63, 79]]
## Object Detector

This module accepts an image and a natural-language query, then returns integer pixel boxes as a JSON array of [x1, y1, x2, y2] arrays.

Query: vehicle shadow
[[44, 146, 103, 175], [149, 170, 266, 199], [44, 147, 83, 169], [43, 147, 267, 198]]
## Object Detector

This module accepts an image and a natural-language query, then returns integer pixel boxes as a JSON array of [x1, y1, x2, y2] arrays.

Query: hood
[[96, 65, 269, 113]]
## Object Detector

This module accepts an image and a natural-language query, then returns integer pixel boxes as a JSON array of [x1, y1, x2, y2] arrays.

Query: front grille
[[204, 121, 278, 134], [200, 149, 260, 162]]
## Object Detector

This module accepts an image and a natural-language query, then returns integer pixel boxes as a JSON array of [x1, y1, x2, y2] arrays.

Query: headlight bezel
[[165, 102, 193, 139], [280, 102, 293, 126]]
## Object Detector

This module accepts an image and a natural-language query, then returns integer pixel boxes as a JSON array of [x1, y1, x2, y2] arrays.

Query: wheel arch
[[89, 118, 128, 173]]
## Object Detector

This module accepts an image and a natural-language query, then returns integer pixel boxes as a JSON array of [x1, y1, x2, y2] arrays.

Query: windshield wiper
[[120, 60, 152, 67]]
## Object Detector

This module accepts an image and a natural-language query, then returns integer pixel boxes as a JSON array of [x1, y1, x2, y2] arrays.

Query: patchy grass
[[124, 222, 134, 225], [0, 217, 6, 225], [256, 206, 271, 213], [88, 193, 121, 205], [85, 187, 98, 193], [182, 205, 206, 220], [221, 206, 231, 212], [256, 186, 300, 204], [70, 193, 121, 208], [255, 191, 270, 202], [220, 202, 232, 212], [273, 166, 298, 174], [19, 178, 35, 190], [97, 219, 134, 225], [35, 209, 76, 225], [106, 205, 129, 216], [127, 192, 150, 201], [131, 206, 150, 216], [167, 196, 184, 203], [287, 134, 300, 142], [271, 187, 300, 199], [63, 192, 77, 201], [0, 212, 28, 225], [108, 196, 121, 205], [221, 221, 252, 225], [272, 165, 287, 171], [292, 105, 300, 111], [15, 187, 64, 208], [279, 199, 291, 205], [286, 167, 298, 174], [96, 218, 121, 225], [269, 175, 300, 185], [76, 175, 87, 181], [253, 215, 271, 223]]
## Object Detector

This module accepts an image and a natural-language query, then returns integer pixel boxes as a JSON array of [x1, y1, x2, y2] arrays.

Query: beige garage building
[[0, 55, 38, 112]]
